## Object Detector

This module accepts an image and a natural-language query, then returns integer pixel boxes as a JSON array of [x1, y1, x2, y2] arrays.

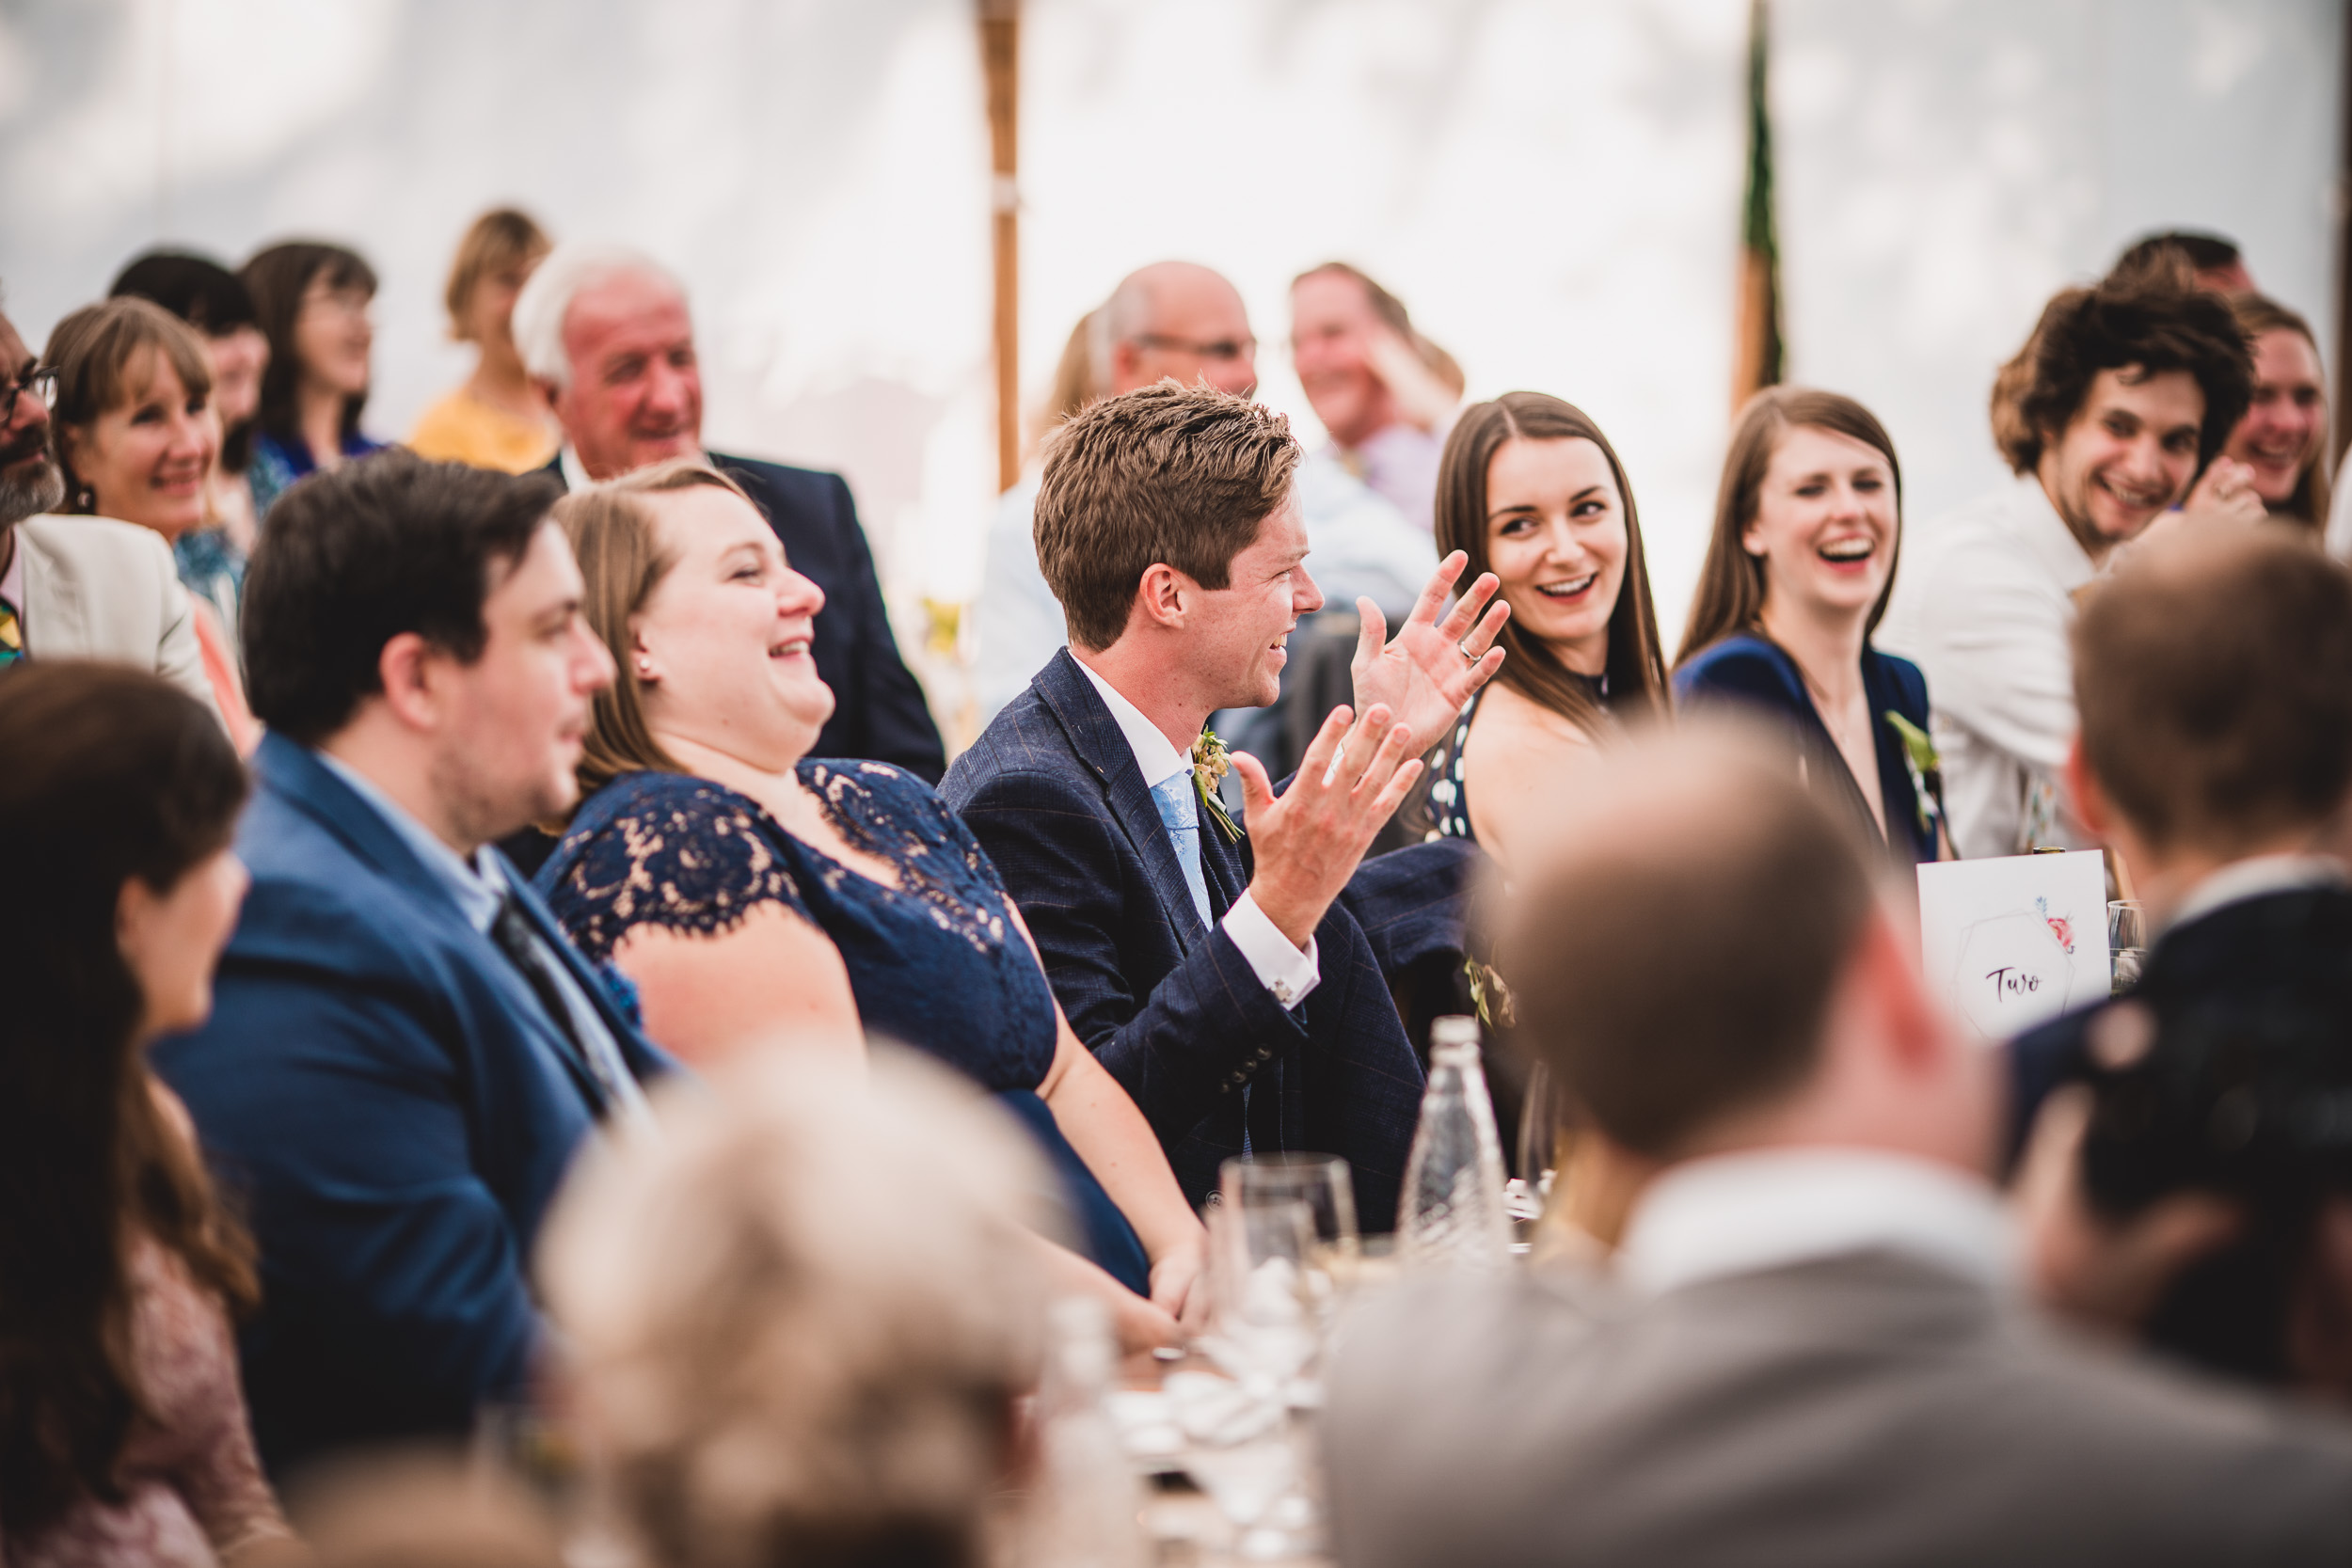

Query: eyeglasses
[[1, 369, 57, 420], [1134, 332, 1258, 364]]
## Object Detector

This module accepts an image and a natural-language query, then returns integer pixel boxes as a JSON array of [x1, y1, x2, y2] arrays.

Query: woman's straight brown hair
[[1434, 391, 1667, 736], [2229, 293, 2330, 532], [554, 459, 755, 800], [1676, 387, 1905, 669]]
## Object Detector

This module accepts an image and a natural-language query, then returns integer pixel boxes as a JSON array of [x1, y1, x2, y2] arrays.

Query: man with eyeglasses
[[976, 261, 1435, 733], [0, 300, 215, 710]]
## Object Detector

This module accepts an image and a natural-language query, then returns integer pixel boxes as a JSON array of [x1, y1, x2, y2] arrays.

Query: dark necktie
[[489, 892, 630, 1117]]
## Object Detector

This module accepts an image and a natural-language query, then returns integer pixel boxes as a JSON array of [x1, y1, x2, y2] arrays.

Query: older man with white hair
[[512, 244, 944, 812]]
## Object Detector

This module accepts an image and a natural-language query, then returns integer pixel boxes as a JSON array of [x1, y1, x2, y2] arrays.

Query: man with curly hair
[[1881, 277, 2255, 858]]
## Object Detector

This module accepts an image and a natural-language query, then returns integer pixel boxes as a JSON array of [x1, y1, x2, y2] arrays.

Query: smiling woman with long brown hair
[[1423, 391, 1667, 869], [0, 663, 289, 1568]]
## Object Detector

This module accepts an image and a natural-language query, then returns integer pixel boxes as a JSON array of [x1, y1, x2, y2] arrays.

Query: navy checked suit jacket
[[941, 649, 1425, 1230], [153, 735, 675, 1479]]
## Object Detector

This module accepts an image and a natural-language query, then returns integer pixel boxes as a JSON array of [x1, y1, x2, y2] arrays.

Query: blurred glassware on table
[[1506, 1058, 1562, 1243], [1222, 1153, 1357, 1328], [1399, 1018, 1513, 1269], [2108, 899, 2148, 996], [1025, 1296, 1152, 1568]]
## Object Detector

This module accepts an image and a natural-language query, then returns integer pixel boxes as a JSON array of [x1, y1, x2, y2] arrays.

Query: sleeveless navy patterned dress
[[535, 760, 1152, 1292]]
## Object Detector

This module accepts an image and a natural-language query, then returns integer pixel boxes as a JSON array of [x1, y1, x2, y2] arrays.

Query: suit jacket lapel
[[1033, 650, 1216, 948], [15, 522, 87, 656]]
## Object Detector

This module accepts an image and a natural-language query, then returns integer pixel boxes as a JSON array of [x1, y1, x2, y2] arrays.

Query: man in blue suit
[[511, 243, 944, 785], [942, 384, 1507, 1230], [153, 452, 673, 1479]]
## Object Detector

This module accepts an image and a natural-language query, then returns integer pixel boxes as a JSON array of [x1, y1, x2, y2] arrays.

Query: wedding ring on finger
[[1457, 639, 1480, 663]]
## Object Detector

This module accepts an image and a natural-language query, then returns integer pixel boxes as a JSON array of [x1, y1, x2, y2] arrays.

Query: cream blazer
[[13, 515, 220, 720]]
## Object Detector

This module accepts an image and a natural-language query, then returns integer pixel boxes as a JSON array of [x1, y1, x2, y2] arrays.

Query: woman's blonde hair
[[540, 1049, 1047, 1568], [443, 208, 550, 341], [554, 458, 754, 798]]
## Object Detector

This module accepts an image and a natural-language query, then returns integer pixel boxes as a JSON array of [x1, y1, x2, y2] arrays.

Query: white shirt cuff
[[1221, 893, 1321, 1010]]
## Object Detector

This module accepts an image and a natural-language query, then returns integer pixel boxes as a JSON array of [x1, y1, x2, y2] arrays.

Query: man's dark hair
[[1499, 725, 1880, 1158], [2074, 530, 2352, 856], [2112, 230, 2243, 284], [108, 250, 257, 335], [1033, 382, 1299, 651], [1990, 277, 2252, 477], [244, 451, 561, 745]]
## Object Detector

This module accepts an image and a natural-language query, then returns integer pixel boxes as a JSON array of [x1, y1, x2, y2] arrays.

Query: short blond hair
[[539, 1050, 1048, 1568], [443, 208, 549, 341]]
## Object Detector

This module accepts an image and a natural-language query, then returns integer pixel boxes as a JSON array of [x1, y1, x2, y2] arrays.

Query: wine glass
[[2108, 900, 2148, 996], [1508, 1060, 1561, 1230]]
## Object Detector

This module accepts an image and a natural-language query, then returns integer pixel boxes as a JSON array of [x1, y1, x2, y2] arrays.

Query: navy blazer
[[152, 734, 674, 1479], [542, 450, 945, 782], [941, 650, 1425, 1230], [2006, 884, 2352, 1170], [1676, 634, 1940, 863]]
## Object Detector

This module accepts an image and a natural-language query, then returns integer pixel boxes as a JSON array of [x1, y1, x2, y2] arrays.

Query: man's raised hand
[[1233, 703, 1423, 951], [1350, 550, 1509, 755]]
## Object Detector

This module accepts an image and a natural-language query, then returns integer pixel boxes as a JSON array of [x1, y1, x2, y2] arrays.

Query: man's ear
[[375, 630, 443, 732], [1848, 904, 1945, 1076], [2065, 733, 2110, 841], [1134, 562, 1190, 632]]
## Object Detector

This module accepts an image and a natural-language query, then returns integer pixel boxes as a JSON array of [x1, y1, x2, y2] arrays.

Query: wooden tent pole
[[981, 0, 1021, 493]]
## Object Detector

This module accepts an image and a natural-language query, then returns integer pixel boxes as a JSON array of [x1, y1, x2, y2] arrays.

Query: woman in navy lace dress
[[534, 461, 1205, 1352]]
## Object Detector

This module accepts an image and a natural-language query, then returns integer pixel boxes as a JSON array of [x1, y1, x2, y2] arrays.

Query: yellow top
[[407, 387, 561, 474]]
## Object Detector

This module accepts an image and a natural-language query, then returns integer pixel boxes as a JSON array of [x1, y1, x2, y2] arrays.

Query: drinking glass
[[1508, 1060, 1562, 1227], [2108, 900, 2148, 996]]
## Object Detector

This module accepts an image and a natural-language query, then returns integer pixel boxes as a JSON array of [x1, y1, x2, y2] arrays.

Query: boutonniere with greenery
[[1883, 711, 1945, 836], [1191, 728, 1243, 843]]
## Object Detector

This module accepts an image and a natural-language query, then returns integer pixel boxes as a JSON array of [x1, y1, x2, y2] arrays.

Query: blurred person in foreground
[[152, 452, 672, 1480], [1289, 261, 1462, 533], [1880, 273, 2253, 857], [1677, 387, 1947, 864], [294, 1454, 560, 1568], [1422, 391, 1668, 868], [409, 209, 561, 474], [534, 461, 1205, 1351], [0, 665, 291, 1568], [1327, 721, 2352, 1568], [541, 1050, 1045, 1568], [2008, 531, 2352, 1392], [0, 293, 214, 705], [943, 382, 1507, 1227], [240, 241, 384, 518], [974, 262, 1436, 731], [510, 242, 943, 791], [46, 298, 259, 749], [111, 250, 269, 559]]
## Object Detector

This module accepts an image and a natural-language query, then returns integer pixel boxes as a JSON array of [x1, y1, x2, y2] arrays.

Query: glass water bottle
[[1399, 1017, 1512, 1268]]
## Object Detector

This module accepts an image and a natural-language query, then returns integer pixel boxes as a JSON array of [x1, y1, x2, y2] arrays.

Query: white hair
[[510, 241, 687, 389]]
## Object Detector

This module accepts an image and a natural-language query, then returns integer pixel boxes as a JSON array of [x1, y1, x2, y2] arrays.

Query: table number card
[[1916, 851, 2109, 1043]]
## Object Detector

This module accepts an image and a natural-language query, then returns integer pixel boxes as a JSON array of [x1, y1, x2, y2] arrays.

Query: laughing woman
[[534, 461, 1204, 1354], [1424, 392, 1669, 868], [1675, 387, 1947, 863]]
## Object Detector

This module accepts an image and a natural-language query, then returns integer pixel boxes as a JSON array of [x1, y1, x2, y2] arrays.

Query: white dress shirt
[[1619, 1148, 2015, 1298], [1879, 475, 2098, 859], [1073, 657, 1321, 1009]]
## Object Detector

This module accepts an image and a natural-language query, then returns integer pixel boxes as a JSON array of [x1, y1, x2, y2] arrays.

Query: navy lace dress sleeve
[[536, 765, 1152, 1293]]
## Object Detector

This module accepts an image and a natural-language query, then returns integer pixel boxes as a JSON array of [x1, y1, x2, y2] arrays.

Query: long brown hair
[[2229, 293, 2330, 531], [1434, 392, 1667, 736], [241, 240, 376, 446], [1677, 387, 1904, 667], [555, 459, 754, 799], [0, 664, 257, 1538]]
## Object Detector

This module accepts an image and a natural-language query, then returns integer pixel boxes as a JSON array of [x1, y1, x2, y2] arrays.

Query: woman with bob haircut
[[408, 209, 561, 474], [44, 297, 259, 751], [239, 240, 383, 517], [533, 460, 1206, 1355], [1424, 391, 1668, 868], [0, 664, 289, 1568], [1676, 387, 1947, 864]]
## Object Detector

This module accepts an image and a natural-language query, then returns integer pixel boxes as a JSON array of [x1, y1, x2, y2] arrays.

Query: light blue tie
[[1149, 773, 1216, 930]]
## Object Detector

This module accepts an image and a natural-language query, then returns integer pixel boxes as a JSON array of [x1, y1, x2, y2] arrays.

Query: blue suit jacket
[[152, 734, 674, 1479], [940, 650, 1425, 1230], [540, 450, 944, 782]]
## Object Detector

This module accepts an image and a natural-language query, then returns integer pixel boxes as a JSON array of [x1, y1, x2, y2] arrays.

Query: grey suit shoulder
[[12, 515, 216, 718], [1327, 1253, 2352, 1568]]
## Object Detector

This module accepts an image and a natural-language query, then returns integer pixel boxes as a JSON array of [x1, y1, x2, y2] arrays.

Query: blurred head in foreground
[[1499, 721, 1991, 1174], [294, 1452, 564, 1568], [540, 1050, 1047, 1568]]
